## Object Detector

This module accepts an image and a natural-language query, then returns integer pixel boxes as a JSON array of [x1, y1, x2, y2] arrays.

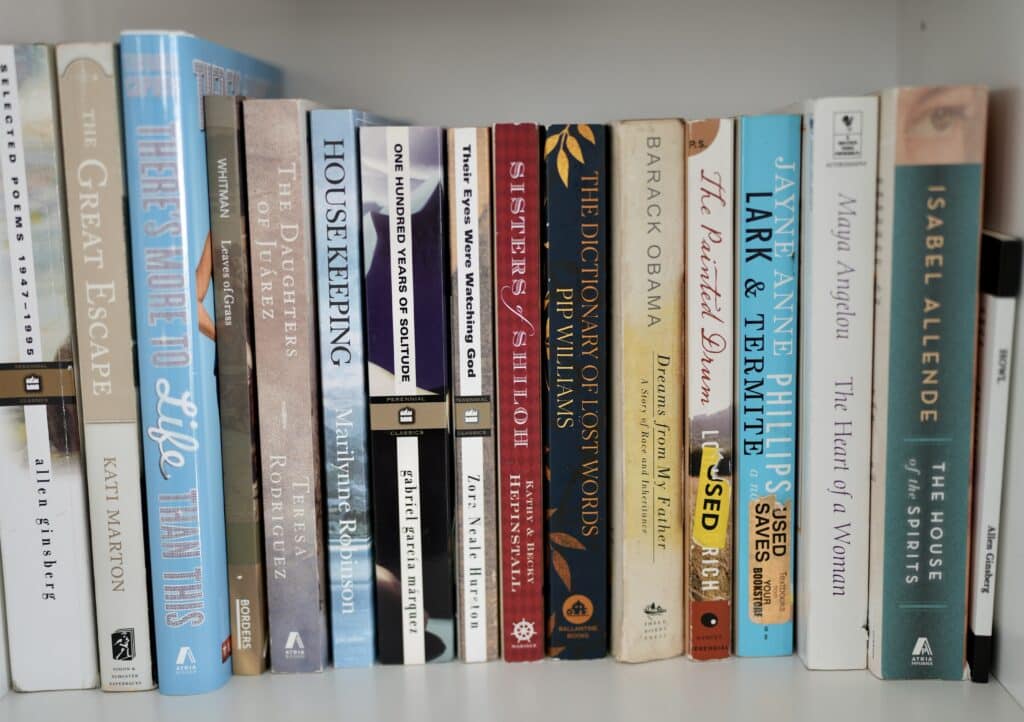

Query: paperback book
[[57, 41, 156, 691], [120, 31, 281, 694], [447, 127, 499, 662], [310, 109, 380, 668], [492, 123, 545, 661], [684, 118, 735, 661], [0, 43, 99, 692], [796, 97, 878, 670], [734, 114, 801, 657], [203, 94, 268, 676], [245, 98, 329, 674], [361, 126, 456, 664], [544, 123, 609, 659], [968, 231, 1022, 682], [609, 119, 685, 663], [868, 85, 987, 680]]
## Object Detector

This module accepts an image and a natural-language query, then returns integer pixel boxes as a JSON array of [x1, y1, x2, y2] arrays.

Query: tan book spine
[[609, 119, 685, 662], [244, 98, 328, 673], [57, 42, 156, 691]]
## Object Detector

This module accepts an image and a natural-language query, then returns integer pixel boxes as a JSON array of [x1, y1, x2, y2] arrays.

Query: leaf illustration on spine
[[551, 548, 571, 589], [565, 135, 584, 164], [550, 532, 585, 550], [549, 645, 566, 656], [546, 507, 556, 519], [544, 133, 560, 159], [547, 613, 556, 637], [556, 148, 570, 187], [577, 123, 596, 144]]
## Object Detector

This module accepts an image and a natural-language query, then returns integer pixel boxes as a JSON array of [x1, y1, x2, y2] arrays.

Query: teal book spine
[[120, 32, 280, 694], [309, 109, 379, 668], [868, 86, 988, 680], [734, 114, 801, 657]]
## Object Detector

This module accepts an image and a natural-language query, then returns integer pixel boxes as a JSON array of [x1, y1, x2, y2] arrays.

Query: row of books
[[0, 33, 1018, 697]]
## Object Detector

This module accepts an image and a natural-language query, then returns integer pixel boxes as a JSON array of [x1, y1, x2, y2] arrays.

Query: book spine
[[120, 31, 281, 694], [796, 98, 878, 670], [492, 123, 545, 661], [447, 128, 499, 662], [56, 42, 156, 691], [543, 123, 609, 659], [203, 95, 268, 676], [310, 109, 376, 668], [244, 99, 328, 673], [362, 126, 455, 665], [0, 43, 98, 693], [609, 119, 686, 663], [0, 554, 7, 697], [868, 86, 987, 680], [684, 118, 735, 661], [968, 233, 1022, 682], [734, 114, 801, 657]]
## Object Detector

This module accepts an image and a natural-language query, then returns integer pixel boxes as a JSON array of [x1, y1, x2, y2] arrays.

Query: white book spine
[[0, 550, 8, 698], [969, 232, 1021, 681], [796, 96, 878, 669], [0, 44, 99, 692]]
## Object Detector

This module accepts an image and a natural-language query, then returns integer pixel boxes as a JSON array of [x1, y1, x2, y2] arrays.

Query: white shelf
[[0, 657, 1021, 721]]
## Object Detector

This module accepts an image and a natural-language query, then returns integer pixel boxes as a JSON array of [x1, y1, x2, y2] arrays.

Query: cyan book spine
[[734, 114, 801, 657], [120, 32, 280, 694], [310, 109, 377, 668]]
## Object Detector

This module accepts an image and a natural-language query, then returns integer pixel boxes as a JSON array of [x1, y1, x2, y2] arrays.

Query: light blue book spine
[[309, 109, 378, 667], [120, 32, 280, 694], [734, 114, 801, 657]]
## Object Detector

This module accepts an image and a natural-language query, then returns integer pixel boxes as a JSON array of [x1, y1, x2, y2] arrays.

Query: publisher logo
[[562, 594, 594, 625], [111, 628, 136, 661], [643, 602, 666, 616], [398, 407, 415, 425], [284, 631, 306, 659], [510, 618, 537, 644], [23, 374, 42, 393], [832, 110, 863, 160], [175, 646, 198, 674], [462, 407, 480, 425], [911, 637, 934, 667]]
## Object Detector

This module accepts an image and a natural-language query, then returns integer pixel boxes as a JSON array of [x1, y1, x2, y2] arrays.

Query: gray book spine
[[244, 98, 328, 673]]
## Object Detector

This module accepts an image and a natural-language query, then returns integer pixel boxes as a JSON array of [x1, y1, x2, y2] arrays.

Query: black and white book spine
[[968, 231, 1022, 683], [796, 96, 878, 670]]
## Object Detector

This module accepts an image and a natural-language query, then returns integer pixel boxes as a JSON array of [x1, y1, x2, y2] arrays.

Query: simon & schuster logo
[[111, 628, 136, 661]]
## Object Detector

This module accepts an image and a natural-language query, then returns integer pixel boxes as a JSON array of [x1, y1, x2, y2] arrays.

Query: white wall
[[901, 0, 1024, 704], [5, 0, 903, 124]]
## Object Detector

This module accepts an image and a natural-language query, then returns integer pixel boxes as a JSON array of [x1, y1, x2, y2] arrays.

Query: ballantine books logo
[[911, 637, 934, 667], [176, 646, 198, 674], [284, 631, 306, 659]]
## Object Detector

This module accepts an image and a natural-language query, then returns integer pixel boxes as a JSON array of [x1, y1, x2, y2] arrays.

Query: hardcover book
[[244, 98, 329, 674], [684, 118, 735, 661], [203, 94, 268, 676], [56, 42, 156, 691], [310, 109, 380, 668], [968, 232, 1022, 682], [609, 119, 685, 663], [447, 127, 499, 662], [868, 85, 988, 680], [492, 123, 545, 661], [544, 123, 609, 659], [0, 43, 99, 692], [120, 31, 281, 694], [360, 126, 455, 665], [796, 97, 878, 670], [734, 114, 801, 657]]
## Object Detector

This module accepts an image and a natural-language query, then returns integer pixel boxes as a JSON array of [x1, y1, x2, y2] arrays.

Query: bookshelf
[[3, 0, 1024, 717]]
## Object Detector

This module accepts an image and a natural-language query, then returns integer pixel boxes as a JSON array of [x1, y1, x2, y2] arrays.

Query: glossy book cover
[[734, 114, 801, 657], [543, 123, 609, 659], [360, 126, 455, 665], [120, 31, 281, 694], [310, 109, 379, 668]]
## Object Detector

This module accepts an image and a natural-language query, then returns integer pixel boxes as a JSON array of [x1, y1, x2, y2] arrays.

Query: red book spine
[[492, 123, 545, 661]]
